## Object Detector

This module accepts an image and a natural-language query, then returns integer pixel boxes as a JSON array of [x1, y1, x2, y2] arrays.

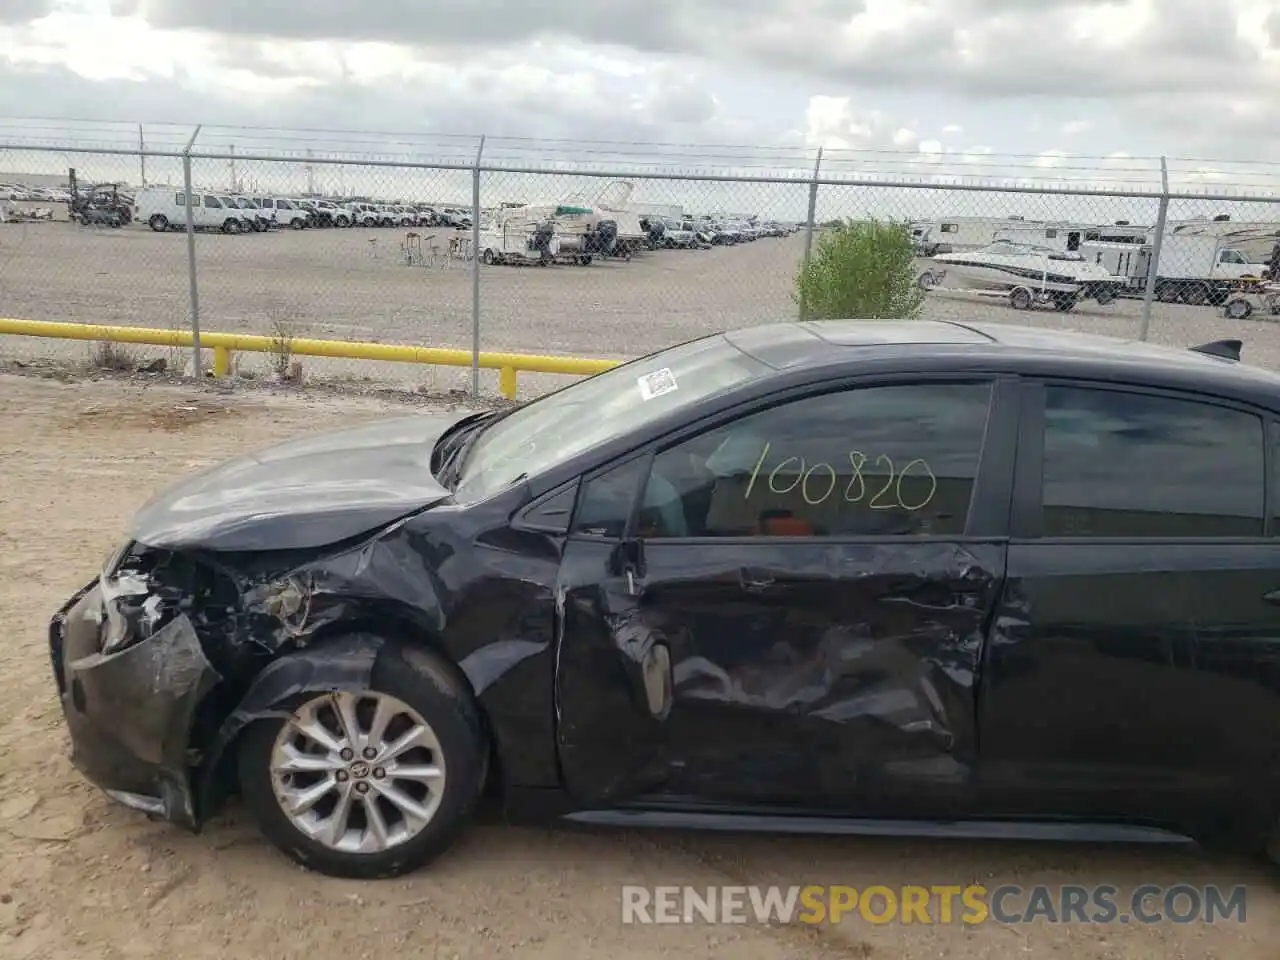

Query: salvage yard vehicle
[[134, 186, 249, 233], [69, 176, 131, 227], [230, 196, 270, 232], [478, 218, 559, 265], [254, 197, 310, 230], [48, 320, 1280, 879], [346, 201, 382, 227]]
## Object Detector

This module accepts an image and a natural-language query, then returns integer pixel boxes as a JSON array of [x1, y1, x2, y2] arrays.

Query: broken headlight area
[[93, 544, 244, 660]]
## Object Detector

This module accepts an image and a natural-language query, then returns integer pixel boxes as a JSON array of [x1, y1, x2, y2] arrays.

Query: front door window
[[633, 382, 993, 540]]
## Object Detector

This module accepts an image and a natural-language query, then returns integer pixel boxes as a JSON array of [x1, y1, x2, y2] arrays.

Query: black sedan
[[49, 320, 1280, 878]]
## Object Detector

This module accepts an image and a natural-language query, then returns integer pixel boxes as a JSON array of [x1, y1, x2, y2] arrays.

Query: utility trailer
[[1222, 281, 1280, 321]]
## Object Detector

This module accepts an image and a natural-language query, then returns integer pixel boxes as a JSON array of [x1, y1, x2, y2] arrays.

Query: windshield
[[454, 335, 770, 501]]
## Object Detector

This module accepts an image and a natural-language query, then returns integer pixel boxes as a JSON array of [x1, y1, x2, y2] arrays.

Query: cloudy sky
[[1, 0, 1279, 212]]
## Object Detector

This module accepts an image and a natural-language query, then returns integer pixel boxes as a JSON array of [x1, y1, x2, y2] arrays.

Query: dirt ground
[[4, 218, 1280, 400], [1, 371, 1279, 960]]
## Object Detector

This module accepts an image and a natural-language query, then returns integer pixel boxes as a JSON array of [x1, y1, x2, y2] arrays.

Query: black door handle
[[1263, 589, 1280, 605], [738, 568, 776, 593]]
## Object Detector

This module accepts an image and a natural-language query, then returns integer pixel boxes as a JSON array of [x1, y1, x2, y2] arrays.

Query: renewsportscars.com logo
[[620, 884, 1248, 926]]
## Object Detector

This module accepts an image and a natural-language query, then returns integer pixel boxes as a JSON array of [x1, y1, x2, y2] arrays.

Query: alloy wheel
[[268, 691, 447, 854]]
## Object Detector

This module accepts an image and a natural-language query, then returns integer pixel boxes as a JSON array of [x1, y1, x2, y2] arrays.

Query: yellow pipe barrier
[[0, 318, 620, 399]]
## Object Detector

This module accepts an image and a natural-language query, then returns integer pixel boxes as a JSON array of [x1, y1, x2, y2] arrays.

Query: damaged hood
[[130, 413, 465, 552]]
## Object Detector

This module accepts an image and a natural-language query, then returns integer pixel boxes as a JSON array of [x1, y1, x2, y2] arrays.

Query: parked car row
[[130, 187, 474, 234], [1, 181, 72, 203], [641, 215, 800, 250]]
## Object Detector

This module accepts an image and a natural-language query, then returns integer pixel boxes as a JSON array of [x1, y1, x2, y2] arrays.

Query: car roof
[[720, 319, 1280, 406]]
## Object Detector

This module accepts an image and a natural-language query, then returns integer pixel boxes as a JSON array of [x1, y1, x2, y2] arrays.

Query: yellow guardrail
[[0, 318, 619, 398]]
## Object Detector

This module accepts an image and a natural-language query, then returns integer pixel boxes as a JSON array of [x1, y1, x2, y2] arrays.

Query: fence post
[[1138, 155, 1169, 343], [471, 135, 486, 398], [798, 146, 824, 321], [182, 125, 203, 379]]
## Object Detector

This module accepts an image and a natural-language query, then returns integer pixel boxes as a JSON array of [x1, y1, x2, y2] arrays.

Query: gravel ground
[[1, 372, 1279, 959], [2, 218, 1279, 398]]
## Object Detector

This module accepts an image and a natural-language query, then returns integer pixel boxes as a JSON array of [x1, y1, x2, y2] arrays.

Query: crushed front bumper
[[49, 579, 221, 829]]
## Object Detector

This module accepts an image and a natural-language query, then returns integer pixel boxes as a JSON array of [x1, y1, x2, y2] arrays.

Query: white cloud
[[0, 0, 1277, 198], [1034, 150, 1068, 168]]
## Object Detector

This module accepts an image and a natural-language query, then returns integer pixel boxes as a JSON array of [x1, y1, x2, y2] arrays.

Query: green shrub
[[795, 218, 926, 320]]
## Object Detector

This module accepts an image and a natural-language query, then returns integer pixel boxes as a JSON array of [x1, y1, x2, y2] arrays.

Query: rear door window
[[1041, 385, 1264, 538]]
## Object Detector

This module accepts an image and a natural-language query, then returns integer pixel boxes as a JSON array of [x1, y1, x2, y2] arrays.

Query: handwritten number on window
[[845, 450, 867, 502], [896, 459, 938, 511], [868, 455, 898, 509], [801, 462, 837, 506], [745, 443, 937, 512]]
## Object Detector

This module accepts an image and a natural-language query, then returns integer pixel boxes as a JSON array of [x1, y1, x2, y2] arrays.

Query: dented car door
[[554, 378, 1020, 813]]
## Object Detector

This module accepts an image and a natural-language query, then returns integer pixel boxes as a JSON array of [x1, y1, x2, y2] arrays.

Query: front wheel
[[237, 641, 488, 879], [149, 214, 169, 232]]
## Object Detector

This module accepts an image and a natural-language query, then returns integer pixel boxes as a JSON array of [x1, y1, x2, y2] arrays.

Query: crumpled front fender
[[194, 633, 385, 823]]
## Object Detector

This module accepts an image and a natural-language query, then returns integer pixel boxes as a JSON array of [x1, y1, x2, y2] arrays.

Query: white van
[[134, 186, 250, 233]]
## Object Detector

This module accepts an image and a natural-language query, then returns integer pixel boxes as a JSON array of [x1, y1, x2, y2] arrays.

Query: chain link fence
[[3, 127, 1280, 398]]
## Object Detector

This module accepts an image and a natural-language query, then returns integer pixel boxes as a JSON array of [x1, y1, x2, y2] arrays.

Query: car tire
[[149, 214, 169, 232], [236, 640, 488, 880], [482, 249, 495, 265], [1225, 298, 1253, 320], [290, 217, 305, 230], [1184, 283, 1209, 306]]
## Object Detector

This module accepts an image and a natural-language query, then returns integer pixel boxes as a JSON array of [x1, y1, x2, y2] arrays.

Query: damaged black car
[[50, 320, 1280, 878]]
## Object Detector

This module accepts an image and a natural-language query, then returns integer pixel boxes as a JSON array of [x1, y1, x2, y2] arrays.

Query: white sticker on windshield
[[637, 368, 678, 401]]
